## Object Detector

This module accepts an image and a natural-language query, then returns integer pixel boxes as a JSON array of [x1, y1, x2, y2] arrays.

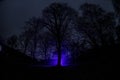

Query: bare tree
[[111, 0, 120, 45], [42, 2, 77, 66], [112, 0, 120, 17], [38, 32, 52, 60], [20, 17, 43, 58], [76, 3, 116, 48], [6, 35, 18, 49], [18, 29, 32, 54]]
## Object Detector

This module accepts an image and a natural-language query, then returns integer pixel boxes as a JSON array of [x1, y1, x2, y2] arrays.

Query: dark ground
[[0, 63, 112, 80], [0, 44, 113, 80]]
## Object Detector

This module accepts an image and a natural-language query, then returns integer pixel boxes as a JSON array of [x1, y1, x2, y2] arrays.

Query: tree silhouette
[[6, 35, 18, 49], [18, 29, 33, 54], [42, 2, 77, 66], [76, 3, 116, 48], [38, 32, 52, 60], [21, 17, 43, 58], [111, 0, 120, 45], [112, 0, 120, 16]]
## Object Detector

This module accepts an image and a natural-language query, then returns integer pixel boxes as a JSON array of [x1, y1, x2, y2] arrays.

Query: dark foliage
[[0, 43, 38, 67]]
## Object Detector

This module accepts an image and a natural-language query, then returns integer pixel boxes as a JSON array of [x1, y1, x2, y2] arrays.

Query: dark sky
[[0, 0, 114, 39]]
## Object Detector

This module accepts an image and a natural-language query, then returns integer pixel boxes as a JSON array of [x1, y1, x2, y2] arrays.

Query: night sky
[[0, 0, 113, 39]]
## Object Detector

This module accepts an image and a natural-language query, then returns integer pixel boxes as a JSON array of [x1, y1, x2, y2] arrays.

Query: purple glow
[[61, 52, 69, 66], [50, 54, 58, 66], [49, 50, 70, 66]]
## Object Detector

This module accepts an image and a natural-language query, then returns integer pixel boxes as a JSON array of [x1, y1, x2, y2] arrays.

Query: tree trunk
[[57, 41, 62, 67]]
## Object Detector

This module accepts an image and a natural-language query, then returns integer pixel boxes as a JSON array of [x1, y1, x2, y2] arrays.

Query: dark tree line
[[112, 0, 120, 45], [76, 3, 116, 47], [5, 1, 120, 66]]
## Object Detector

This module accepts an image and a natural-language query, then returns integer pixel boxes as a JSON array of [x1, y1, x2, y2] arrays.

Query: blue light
[[49, 50, 70, 66], [61, 51, 69, 66], [50, 54, 58, 66]]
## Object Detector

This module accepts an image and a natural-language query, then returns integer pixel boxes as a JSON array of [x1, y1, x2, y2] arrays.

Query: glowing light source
[[61, 51, 69, 66], [49, 50, 70, 66]]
